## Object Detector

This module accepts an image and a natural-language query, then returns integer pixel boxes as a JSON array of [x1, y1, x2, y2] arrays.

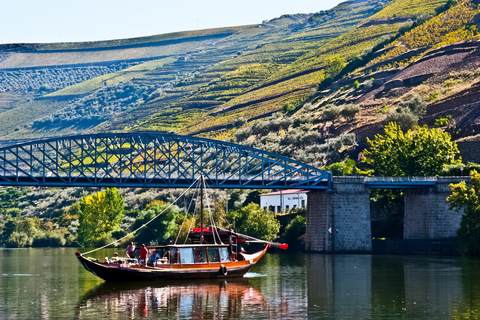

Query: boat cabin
[[134, 227, 243, 265]]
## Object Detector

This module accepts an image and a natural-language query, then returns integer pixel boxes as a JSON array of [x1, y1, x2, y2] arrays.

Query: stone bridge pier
[[306, 176, 466, 253], [306, 177, 372, 252], [403, 177, 464, 239]]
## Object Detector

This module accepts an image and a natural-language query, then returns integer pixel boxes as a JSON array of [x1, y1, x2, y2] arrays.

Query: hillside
[[0, 0, 387, 141], [2, 0, 480, 167]]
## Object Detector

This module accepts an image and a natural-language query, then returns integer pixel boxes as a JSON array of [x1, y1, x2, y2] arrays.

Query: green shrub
[[435, 115, 452, 127], [280, 215, 306, 244], [385, 111, 419, 131], [341, 104, 360, 121], [441, 162, 480, 176], [32, 231, 66, 247], [322, 105, 342, 124], [398, 95, 427, 116], [283, 103, 295, 113], [6, 232, 31, 248]]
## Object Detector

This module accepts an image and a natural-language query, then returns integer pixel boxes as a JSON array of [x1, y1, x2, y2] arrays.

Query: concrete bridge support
[[306, 177, 372, 252], [404, 177, 464, 239]]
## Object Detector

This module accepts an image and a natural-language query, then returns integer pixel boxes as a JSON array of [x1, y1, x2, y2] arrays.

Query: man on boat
[[124, 241, 135, 258], [149, 249, 161, 267], [111, 252, 119, 263], [139, 244, 148, 266]]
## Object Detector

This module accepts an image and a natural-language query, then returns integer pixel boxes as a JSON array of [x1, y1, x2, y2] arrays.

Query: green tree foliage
[[227, 190, 247, 211], [363, 122, 460, 176], [0, 187, 28, 210], [442, 162, 480, 176], [77, 188, 124, 247], [229, 203, 280, 241], [325, 158, 356, 176], [447, 170, 480, 256], [283, 103, 295, 113], [0, 215, 59, 248], [132, 202, 179, 245], [325, 57, 347, 79], [280, 215, 306, 244]]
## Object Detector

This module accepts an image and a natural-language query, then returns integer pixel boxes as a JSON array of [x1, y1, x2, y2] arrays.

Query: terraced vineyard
[[0, 0, 392, 140], [5, 0, 480, 168]]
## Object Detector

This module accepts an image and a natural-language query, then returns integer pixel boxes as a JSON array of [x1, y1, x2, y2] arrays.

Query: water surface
[[1, 248, 479, 319]]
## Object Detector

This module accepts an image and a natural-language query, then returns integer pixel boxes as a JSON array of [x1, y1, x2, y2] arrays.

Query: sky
[[0, 0, 345, 44]]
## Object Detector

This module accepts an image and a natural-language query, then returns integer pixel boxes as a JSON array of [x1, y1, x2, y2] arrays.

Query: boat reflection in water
[[76, 278, 266, 319]]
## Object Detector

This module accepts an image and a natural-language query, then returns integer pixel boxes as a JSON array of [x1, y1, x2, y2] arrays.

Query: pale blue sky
[[0, 0, 344, 44]]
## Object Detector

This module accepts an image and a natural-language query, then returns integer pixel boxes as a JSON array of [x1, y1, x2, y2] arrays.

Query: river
[[0, 248, 479, 319]]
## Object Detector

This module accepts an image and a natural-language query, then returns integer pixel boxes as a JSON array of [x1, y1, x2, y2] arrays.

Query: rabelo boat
[[75, 177, 287, 281]]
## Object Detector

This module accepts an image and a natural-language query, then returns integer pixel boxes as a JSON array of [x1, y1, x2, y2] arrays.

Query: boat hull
[[75, 246, 267, 282]]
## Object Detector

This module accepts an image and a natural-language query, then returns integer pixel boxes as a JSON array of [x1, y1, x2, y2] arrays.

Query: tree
[[77, 188, 124, 247], [325, 57, 346, 79], [229, 203, 280, 241], [363, 122, 460, 176], [325, 158, 356, 176], [447, 170, 480, 256], [280, 215, 306, 245], [132, 202, 179, 245]]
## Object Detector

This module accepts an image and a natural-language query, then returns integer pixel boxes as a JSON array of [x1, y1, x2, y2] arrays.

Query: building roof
[[259, 189, 309, 196]]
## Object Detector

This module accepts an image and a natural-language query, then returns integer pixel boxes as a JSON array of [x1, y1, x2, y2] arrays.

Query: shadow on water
[[76, 277, 267, 319]]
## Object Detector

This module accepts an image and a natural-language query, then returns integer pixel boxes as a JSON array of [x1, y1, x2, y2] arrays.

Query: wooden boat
[[75, 228, 278, 281], [76, 176, 287, 281]]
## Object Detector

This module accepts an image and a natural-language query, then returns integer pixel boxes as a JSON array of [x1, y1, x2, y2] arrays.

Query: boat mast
[[200, 174, 204, 244]]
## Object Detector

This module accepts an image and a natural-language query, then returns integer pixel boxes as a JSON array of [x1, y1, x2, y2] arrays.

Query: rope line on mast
[[174, 182, 200, 245], [82, 177, 200, 255], [204, 179, 223, 245]]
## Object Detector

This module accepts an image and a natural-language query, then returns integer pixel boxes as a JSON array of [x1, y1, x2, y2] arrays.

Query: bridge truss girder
[[0, 132, 331, 189]]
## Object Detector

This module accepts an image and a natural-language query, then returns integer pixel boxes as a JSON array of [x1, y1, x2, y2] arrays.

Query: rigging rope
[[82, 178, 199, 255], [174, 182, 200, 245], [204, 179, 224, 245]]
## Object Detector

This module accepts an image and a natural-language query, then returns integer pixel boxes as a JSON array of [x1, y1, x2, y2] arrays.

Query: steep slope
[[0, 0, 388, 141]]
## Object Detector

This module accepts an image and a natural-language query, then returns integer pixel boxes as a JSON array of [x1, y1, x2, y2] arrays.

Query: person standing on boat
[[139, 244, 148, 266], [124, 242, 136, 259]]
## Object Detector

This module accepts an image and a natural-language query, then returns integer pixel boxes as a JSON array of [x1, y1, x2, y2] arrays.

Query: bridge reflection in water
[[306, 254, 480, 319]]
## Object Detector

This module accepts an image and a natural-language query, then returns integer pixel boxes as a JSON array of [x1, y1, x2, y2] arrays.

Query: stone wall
[[306, 177, 372, 252], [403, 177, 465, 239], [306, 191, 331, 252]]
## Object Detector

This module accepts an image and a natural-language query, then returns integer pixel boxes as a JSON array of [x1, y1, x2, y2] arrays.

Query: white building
[[259, 189, 308, 214]]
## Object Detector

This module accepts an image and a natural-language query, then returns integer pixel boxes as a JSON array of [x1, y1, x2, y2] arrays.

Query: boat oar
[[215, 227, 288, 250]]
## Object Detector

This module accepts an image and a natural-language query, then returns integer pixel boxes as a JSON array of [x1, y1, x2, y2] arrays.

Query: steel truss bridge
[[0, 132, 331, 189]]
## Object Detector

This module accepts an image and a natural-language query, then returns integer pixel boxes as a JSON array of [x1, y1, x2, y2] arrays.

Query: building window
[[301, 200, 305, 208]]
